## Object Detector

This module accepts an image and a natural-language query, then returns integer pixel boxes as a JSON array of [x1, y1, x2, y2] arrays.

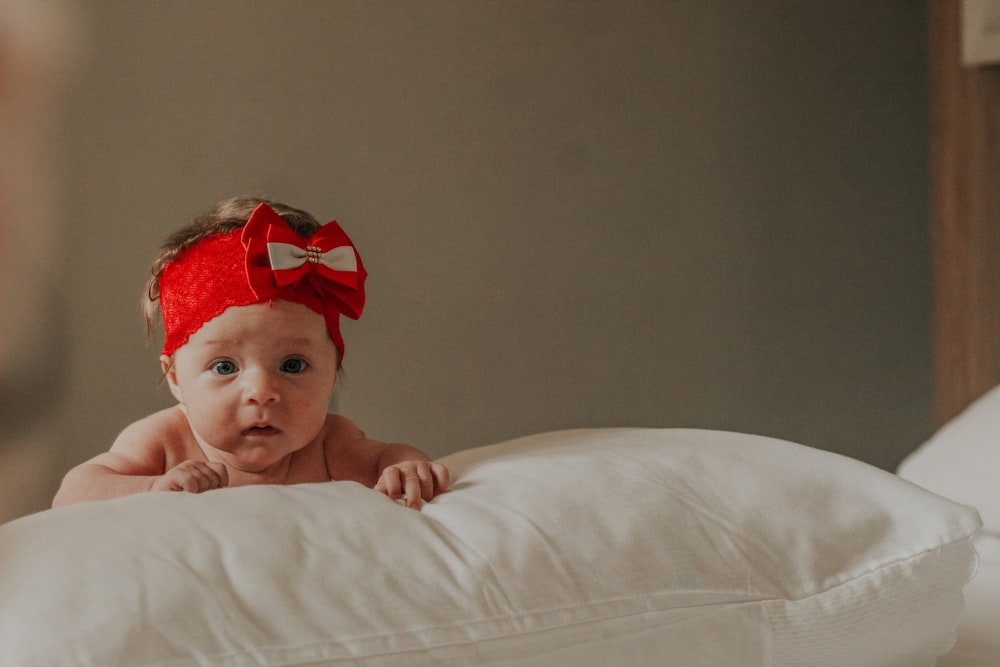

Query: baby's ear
[[160, 355, 184, 404]]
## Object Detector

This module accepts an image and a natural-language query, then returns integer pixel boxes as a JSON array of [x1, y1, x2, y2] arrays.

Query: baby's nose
[[242, 370, 280, 404]]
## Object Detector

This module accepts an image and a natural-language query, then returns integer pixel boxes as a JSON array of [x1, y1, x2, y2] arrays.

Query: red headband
[[158, 203, 366, 359]]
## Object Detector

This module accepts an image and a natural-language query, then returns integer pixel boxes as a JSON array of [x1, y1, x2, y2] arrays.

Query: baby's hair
[[142, 197, 323, 341]]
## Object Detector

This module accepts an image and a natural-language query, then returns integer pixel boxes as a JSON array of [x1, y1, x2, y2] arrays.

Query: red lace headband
[[158, 202, 366, 359]]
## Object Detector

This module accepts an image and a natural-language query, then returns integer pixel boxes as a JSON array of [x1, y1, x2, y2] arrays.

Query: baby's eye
[[280, 358, 308, 374], [212, 360, 238, 376]]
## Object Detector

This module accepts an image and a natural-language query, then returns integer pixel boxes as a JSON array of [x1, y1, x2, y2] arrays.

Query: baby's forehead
[[186, 301, 334, 348]]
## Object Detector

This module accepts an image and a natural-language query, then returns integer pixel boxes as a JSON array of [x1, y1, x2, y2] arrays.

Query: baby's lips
[[242, 424, 279, 436]]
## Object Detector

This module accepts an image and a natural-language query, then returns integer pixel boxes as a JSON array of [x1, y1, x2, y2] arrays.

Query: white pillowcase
[[0, 428, 981, 667], [898, 383, 1000, 533], [897, 384, 1000, 667]]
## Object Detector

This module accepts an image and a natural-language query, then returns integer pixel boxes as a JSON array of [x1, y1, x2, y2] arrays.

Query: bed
[[0, 427, 984, 666]]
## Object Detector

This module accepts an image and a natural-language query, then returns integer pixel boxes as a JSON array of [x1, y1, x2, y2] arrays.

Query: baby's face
[[162, 300, 339, 473]]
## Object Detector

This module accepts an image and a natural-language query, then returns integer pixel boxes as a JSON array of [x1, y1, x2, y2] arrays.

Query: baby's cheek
[[299, 399, 331, 435]]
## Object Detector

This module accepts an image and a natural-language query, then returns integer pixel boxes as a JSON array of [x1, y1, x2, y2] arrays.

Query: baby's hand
[[374, 461, 450, 510], [151, 460, 229, 494]]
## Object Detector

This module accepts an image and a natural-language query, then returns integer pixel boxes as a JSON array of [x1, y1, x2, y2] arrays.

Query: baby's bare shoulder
[[113, 406, 185, 443], [323, 413, 366, 442], [322, 414, 381, 484], [110, 407, 196, 461]]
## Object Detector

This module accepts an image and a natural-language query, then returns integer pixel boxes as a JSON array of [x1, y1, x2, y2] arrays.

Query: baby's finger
[[179, 469, 207, 493], [416, 464, 436, 501], [182, 462, 223, 493], [197, 465, 222, 492], [404, 474, 423, 509], [205, 462, 229, 488], [431, 463, 450, 494], [377, 469, 403, 499]]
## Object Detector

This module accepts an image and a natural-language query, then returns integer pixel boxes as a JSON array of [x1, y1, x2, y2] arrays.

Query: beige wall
[[9, 2, 930, 518]]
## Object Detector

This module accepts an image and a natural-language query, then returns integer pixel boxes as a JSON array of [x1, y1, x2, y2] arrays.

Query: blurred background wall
[[4, 1, 930, 521], [1, 0, 82, 521]]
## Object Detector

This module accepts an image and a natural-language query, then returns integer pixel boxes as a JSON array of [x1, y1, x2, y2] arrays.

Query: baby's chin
[[218, 441, 301, 475]]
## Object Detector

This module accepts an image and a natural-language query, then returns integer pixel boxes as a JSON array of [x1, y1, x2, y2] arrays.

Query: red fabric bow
[[241, 203, 366, 320]]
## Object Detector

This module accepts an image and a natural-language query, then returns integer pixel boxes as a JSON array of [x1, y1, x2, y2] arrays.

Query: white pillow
[[0, 429, 981, 667], [898, 383, 1000, 532]]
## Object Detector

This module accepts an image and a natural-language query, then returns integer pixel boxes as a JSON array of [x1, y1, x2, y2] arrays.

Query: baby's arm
[[325, 415, 449, 509], [51, 409, 227, 507]]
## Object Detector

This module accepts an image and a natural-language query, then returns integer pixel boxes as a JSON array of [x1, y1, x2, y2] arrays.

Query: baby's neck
[[223, 457, 295, 487]]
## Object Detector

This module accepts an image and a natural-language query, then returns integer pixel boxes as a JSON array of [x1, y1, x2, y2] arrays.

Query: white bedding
[[0, 428, 982, 667], [898, 383, 1000, 667], [934, 534, 1000, 667]]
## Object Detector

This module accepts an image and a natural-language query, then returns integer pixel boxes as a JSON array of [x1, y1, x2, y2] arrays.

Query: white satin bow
[[266, 242, 358, 273]]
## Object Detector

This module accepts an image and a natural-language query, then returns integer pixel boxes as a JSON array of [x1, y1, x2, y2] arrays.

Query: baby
[[53, 198, 448, 509]]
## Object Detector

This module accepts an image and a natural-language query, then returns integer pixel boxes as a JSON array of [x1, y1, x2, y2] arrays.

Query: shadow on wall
[[0, 1, 84, 523]]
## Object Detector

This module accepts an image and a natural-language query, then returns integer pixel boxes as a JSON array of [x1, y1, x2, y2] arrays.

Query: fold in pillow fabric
[[898, 382, 1000, 533], [0, 428, 982, 667]]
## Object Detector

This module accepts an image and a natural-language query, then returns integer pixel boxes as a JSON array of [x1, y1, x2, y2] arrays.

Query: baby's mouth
[[242, 424, 280, 436]]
